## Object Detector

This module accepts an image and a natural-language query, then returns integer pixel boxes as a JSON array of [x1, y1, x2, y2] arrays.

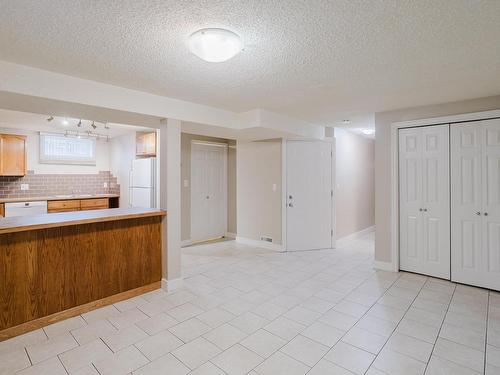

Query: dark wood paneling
[[0, 203, 4, 217], [0, 216, 162, 333]]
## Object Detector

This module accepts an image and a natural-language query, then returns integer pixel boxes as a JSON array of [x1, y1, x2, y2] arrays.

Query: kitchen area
[[0, 109, 166, 341], [0, 109, 159, 217]]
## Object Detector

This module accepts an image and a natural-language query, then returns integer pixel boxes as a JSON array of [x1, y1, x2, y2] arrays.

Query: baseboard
[[235, 236, 283, 251], [337, 225, 375, 241], [161, 278, 184, 292], [181, 239, 192, 248], [373, 260, 397, 272], [0, 282, 160, 342], [224, 232, 237, 239]]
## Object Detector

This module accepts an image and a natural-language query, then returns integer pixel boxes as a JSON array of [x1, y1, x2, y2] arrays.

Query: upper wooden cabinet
[[0, 134, 27, 176], [136, 132, 156, 157]]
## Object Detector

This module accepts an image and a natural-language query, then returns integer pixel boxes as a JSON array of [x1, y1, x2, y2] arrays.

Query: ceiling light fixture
[[361, 128, 375, 135], [62, 118, 69, 126], [188, 28, 243, 62], [342, 120, 350, 125]]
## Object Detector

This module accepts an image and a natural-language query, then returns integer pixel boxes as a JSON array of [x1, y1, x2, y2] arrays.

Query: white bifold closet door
[[451, 119, 500, 291], [399, 125, 450, 279], [191, 142, 228, 242]]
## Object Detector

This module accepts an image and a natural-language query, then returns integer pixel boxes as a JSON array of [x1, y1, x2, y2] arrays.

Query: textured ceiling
[[1, 0, 500, 125]]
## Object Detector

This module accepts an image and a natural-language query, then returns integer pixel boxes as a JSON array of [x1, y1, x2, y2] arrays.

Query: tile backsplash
[[0, 170, 120, 198]]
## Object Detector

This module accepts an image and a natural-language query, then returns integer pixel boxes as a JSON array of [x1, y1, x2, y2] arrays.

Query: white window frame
[[39, 132, 97, 165]]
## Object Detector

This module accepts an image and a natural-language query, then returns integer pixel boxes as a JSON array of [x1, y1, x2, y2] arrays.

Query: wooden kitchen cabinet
[[48, 199, 81, 213], [80, 198, 109, 211], [136, 132, 156, 157], [0, 134, 27, 176], [48, 198, 112, 213]]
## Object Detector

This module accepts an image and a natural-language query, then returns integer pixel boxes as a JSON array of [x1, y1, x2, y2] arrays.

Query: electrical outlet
[[20, 184, 29, 191]]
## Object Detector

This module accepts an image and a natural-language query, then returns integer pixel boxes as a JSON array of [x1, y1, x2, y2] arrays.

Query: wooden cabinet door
[[0, 134, 27, 176], [80, 198, 109, 210], [136, 132, 156, 157], [47, 200, 81, 213]]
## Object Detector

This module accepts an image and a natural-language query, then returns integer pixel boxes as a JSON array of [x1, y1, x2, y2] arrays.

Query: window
[[39, 132, 96, 165]]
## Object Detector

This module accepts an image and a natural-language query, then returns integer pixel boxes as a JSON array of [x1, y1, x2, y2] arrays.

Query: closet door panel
[[399, 128, 423, 273], [481, 119, 500, 289], [421, 125, 450, 279], [451, 123, 484, 287]]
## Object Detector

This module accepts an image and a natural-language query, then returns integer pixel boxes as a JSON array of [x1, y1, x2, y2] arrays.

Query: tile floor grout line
[[23, 347, 32, 367], [422, 281, 457, 375], [484, 291, 490, 375]]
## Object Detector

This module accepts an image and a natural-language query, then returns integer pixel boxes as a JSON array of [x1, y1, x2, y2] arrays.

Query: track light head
[[91, 121, 97, 130], [46, 116, 54, 122]]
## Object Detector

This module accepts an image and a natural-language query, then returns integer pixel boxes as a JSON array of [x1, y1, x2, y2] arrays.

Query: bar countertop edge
[[0, 208, 167, 235]]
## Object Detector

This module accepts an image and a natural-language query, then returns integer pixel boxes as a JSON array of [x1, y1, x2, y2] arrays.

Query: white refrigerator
[[130, 158, 156, 208]]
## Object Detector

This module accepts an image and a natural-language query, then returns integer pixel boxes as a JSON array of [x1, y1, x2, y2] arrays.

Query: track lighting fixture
[[91, 121, 97, 130], [46, 116, 54, 122], [77, 120, 82, 127], [104, 123, 110, 130]]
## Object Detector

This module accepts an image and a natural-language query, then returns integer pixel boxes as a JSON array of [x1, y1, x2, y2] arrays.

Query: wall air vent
[[260, 236, 273, 243]]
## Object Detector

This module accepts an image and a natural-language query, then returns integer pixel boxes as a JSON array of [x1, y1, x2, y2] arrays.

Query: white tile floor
[[1, 232, 499, 374]]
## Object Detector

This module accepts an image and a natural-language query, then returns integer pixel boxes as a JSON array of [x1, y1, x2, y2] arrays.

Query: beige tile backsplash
[[0, 170, 120, 198]]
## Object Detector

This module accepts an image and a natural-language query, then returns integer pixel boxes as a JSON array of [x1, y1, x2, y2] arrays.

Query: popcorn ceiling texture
[[0, 171, 120, 198], [0, 1, 499, 124]]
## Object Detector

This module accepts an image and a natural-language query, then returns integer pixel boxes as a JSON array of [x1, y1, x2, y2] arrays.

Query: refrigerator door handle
[[129, 170, 133, 206]]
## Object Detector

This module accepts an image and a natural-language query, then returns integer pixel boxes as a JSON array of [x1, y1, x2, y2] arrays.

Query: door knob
[[288, 203, 293, 207], [206, 196, 210, 199], [289, 195, 293, 199], [423, 208, 427, 212], [476, 212, 481, 216], [419, 208, 423, 211], [484, 212, 488, 216]]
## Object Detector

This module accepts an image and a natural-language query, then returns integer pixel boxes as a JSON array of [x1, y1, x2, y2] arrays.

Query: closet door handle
[[423, 208, 427, 212], [419, 208, 423, 212], [484, 212, 488, 216]]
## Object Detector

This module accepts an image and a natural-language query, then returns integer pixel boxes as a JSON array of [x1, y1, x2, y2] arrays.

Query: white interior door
[[399, 125, 450, 279], [451, 119, 500, 290], [286, 140, 333, 251], [191, 142, 227, 242]]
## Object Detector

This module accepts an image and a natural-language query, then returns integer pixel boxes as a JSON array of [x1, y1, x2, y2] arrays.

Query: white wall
[[0, 126, 110, 174], [335, 129, 375, 238], [109, 133, 136, 208], [237, 140, 282, 244]]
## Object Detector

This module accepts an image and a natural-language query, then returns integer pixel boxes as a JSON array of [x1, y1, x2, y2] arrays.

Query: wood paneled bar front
[[0, 208, 166, 341]]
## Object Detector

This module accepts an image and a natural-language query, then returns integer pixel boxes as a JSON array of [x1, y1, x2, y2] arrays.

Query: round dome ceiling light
[[188, 28, 243, 62]]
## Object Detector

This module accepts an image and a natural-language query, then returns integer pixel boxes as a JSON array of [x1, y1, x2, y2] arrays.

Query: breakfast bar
[[0, 208, 166, 340]]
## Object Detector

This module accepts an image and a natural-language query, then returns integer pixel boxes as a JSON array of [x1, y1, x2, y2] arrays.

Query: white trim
[[389, 109, 500, 274], [281, 138, 287, 251], [337, 225, 375, 241], [161, 277, 184, 292], [224, 232, 237, 239], [191, 140, 229, 148], [393, 109, 500, 128], [235, 236, 284, 251], [373, 261, 395, 272], [181, 239, 193, 248]]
